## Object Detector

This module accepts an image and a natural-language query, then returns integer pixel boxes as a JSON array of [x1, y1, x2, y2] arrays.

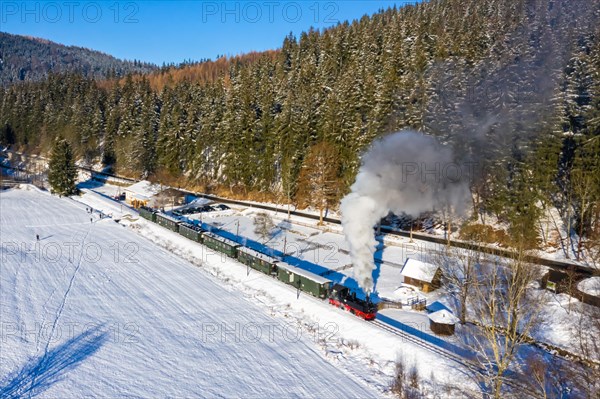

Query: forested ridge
[[0, 32, 157, 86], [1, 0, 599, 252]]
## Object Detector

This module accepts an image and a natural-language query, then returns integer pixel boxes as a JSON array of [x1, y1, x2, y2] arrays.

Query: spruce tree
[[48, 137, 78, 196]]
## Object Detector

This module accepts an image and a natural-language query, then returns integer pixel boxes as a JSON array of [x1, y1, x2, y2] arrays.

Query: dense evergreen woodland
[[1, 0, 600, 252], [0, 32, 157, 86]]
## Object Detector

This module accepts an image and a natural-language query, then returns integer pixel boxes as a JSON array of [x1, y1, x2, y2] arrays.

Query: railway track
[[187, 192, 596, 277], [371, 319, 473, 368], [370, 319, 542, 398], [1, 151, 596, 276]]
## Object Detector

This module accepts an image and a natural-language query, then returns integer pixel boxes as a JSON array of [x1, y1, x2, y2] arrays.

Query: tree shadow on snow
[[0, 325, 108, 399]]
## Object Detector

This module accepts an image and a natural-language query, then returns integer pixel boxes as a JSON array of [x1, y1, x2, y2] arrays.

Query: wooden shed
[[428, 309, 459, 335], [401, 258, 442, 293]]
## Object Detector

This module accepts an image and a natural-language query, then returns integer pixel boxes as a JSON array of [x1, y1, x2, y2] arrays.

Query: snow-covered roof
[[124, 180, 162, 200], [277, 262, 332, 285], [401, 258, 439, 283], [426, 300, 450, 313], [578, 277, 600, 297], [428, 309, 459, 325], [238, 247, 278, 264]]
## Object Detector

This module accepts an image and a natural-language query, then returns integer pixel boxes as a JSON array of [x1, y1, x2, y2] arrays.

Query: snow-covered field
[[7, 179, 598, 398], [1, 185, 490, 398], [0, 186, 382, 398]]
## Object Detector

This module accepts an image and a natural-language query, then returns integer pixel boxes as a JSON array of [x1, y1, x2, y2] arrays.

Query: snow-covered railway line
[[371, 320, 470, 368], [371, 320, 541, 398], [1, 155, 595, 276]]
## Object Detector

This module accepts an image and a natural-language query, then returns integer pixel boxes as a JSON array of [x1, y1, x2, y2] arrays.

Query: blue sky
[[0, 1, 416, 65]]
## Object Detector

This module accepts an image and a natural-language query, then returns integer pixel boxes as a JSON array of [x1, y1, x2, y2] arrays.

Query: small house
[[542, 270, 569, 293], [428, 309, 459, 335], [124, 180, 162, 208], [401, 258, 441, 293]]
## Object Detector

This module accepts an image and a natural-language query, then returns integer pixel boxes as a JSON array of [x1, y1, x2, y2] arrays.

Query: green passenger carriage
[[237, 247, 278, 276], [139, 206, 157, 222], [276, 262, 332, 299], [202, 232, 240, 258], [179, 222, 204, 242], [155, 213, 181, 232]]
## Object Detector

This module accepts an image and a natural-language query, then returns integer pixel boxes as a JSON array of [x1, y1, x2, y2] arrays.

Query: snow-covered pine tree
[[48, 136, 78, 196]]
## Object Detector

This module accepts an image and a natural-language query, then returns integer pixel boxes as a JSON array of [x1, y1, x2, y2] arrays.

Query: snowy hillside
[[0, 187, 380, 398]]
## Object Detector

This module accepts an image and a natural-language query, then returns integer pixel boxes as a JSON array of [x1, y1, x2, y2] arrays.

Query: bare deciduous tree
[[572, 303, 600, 398], [471, 247, 546, 398], [253, 212, 274, 243], [435, 244, 480, 324], [571, 167, 599, 260]]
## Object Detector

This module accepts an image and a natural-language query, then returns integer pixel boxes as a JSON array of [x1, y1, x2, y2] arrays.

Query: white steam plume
[[340, 131, 472, 293]]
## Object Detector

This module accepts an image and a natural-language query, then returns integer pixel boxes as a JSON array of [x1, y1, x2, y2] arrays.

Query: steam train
[[139, 206, 378, 320], [329, 284, 378, 320]]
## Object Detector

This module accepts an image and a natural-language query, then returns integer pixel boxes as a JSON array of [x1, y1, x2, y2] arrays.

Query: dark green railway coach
[[202, 232, 240, 258], [155, 213, 181, 232], [237, 247, 278, 276], [276, 262, 332, 299], [139, 206, 157, 222], [179, 223, 204, 242]]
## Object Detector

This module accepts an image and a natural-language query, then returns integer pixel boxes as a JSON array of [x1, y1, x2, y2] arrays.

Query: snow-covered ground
[[1, 185, 488, 397], [578, 277, 600, 296], [0, 187, 379, 397], [87, 181, 598, 359]]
